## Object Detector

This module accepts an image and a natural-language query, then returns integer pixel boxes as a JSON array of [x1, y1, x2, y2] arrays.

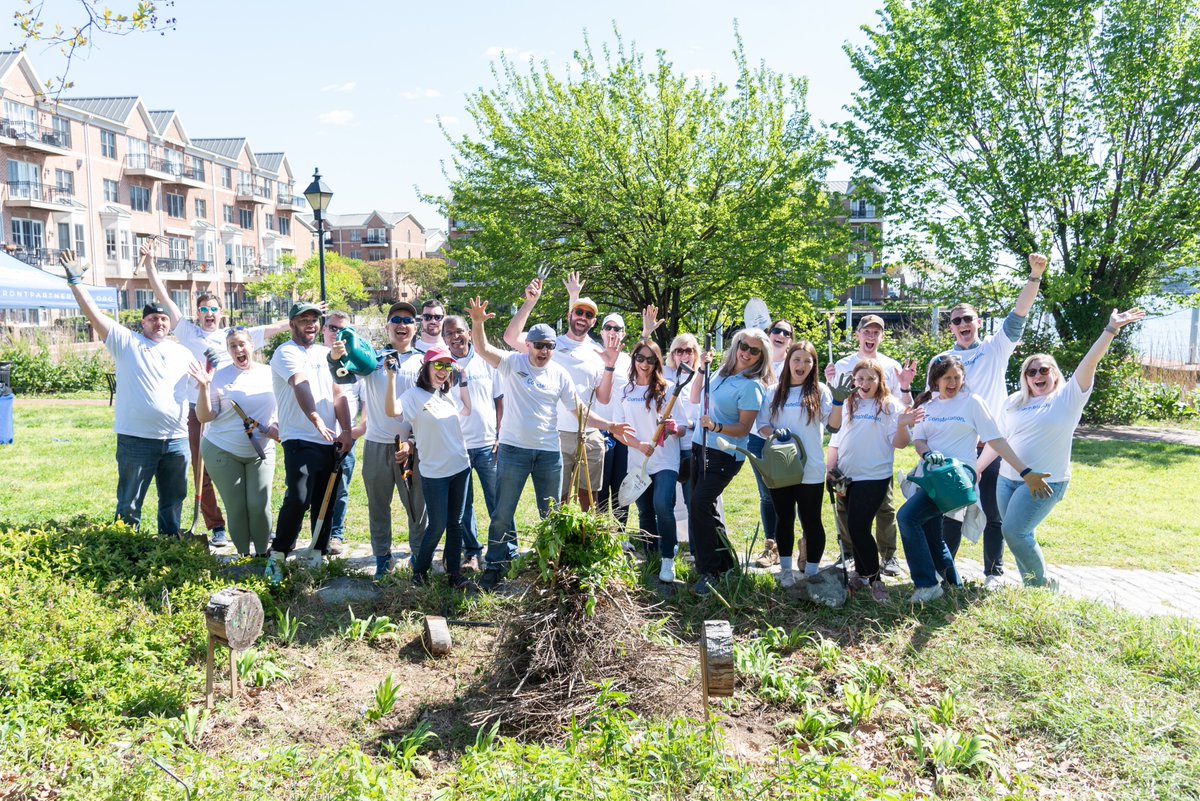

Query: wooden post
[[203, 588, 263, 708], [700, 620, 735, 721], [423, 615, 452, 656]]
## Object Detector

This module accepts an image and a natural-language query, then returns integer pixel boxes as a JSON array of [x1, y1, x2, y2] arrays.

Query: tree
[[244, 252, 367, 312], [357, 258, 451, 301], [839, 0, 1200, 343], [435, 26, 853, 347]]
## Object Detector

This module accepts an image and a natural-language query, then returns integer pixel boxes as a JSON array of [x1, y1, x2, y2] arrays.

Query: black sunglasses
[[633, 353, 657, 364], [1025, 366, 1052, 377], [389, 315, 416, 325], [602, 324, 625, 332], [738, 341, 762, 357], [770, 327, 793, 338], [571, 308, 596, 319], [530, 341, 556, 351], [422, 313, 444, 322], [950, 314, 977, 326]]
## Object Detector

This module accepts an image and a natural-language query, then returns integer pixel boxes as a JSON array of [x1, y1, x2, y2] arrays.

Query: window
[[192, 158, 206, 182], [171, 289, 189, 309], [221, 167, 232, 188], [169, 237, 187, 261], [195, 198, 206, 218], [349, 230, 361, 242], [127, 137, 148, 169], [58, 222, 71, 250], [100, 130, 117, 159], [103, 179, 119, 203], [196, 238, 209, 264], [10, 218, 43, 250], [7, 158, 40, 198], [51, 116, 71, 148], [264, 213, 274, 231], [225, 243, 235, 267], [75, 224, 85, 258], [135, 289, 155, 309], [162, 149, 182, 176], [239, 208, 254, 230], [350, 250, 361, 260], [223, 205, 234, 223], [105, 230, 117, 260], [278, 217, 290, 236], [120, 231, 131, 261], [130, 185, 151, 213], [165, 191, 185, 219]]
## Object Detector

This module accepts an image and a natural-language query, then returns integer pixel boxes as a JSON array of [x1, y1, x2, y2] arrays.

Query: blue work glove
[[59, 250, 87, 285], [923, 450, 946, 466], [773, 428, 792, 442]]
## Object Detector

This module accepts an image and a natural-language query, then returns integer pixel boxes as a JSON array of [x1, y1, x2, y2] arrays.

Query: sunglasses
[[1025, 366, 1052, 377], [422, 313, 444, 322], [198, 306, 220, 314], [530, 341, 556, 351], [950, 314, 977, 326], [673, 347, 695, 355], [389, 315, 416, 325], [225, 325, 247, 334], [430, 361, 454, 370], [571, 308, 596, 319], [602, 324, 625, 332], [325, 324, 345, 333], [738, 341, 762, 357], [633, 353, 657, 364], [770, 327, 793, 338]]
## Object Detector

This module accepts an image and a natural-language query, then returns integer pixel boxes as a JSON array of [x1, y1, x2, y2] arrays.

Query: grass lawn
[[4, 401, 1198, 572]]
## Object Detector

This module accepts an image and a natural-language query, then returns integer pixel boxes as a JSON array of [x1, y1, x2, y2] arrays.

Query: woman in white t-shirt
[[754, 341, 850, 587], [895, 354, 1052, 604], [826, 359, 924, 602], [978, 308, 1145, 588], [393, 346, 473, 589], [190, 328, 279, 557]]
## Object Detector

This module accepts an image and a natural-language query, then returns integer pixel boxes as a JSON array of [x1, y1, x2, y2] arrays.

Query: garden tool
[[306, 449, 347, 555], [826, 477, 850, 589], [618, 364, 695, 506], [743, 297, 771, 332], [397, 434, 414, 523], [701, 332, 712, 477], [229, 400, 267, 460]]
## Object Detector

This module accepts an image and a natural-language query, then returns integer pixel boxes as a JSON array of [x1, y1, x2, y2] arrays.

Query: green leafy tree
[[840, 0, 1200, 343], [357, 258, 451, 301], [244, 252, 366, 312], [435, 26, 852, 346]]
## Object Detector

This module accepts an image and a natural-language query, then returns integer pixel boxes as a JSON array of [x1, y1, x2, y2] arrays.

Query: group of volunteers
[[61, 246, 1143, 602]]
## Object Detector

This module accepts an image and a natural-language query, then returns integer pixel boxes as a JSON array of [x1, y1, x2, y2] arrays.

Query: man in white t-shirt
[[413, 298, 446, 354], [471, 300, 632, 589], [823, 314, 916, 576], [264, 302, 352, 583], [444, 314, 503, 573], [61, 251, 198, 537], [321, 310, 365, 554], [142, 241, 289, 546], [936, 253, 1047, 587]]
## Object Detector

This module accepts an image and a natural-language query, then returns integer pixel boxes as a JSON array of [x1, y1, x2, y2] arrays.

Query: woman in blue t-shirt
[[688, 328, 775, 595]]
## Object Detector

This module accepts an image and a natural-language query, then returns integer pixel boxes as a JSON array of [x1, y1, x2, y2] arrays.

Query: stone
[[788, 565, 848, 608], [313, 577, 382, 606]]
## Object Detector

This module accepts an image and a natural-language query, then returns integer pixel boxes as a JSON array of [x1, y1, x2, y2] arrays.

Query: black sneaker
[[412, 571, 429, 587], [448, 572, 474, 591], [479, 567, 503, 591]]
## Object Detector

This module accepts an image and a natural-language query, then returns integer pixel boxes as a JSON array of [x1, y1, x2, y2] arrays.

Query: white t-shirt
[[755, 384, 833, 484], [830, 397, 901, 481], [203, 363, 276, 459], [414, 337, 445, 354], [453, 347, 502, 450], [771, 359, 785, 383], [665, 366, 698, 449], [910, 391, 1001, 468], [400, 387, 469, 479], [340, 378, 362, 437], [939, 330, 1018, 420], [592, 351, 631, 429], [553, 337, 605, 433], [495, 352, 577, 452], [611, 380, 684, 475], [105, 325, 194, 439], [360, 349, 422, 444], [998, 376, 1091, 482], [833, 351, 903, 398], [271, 340, 336, 445], [173, 320, 267, 404]]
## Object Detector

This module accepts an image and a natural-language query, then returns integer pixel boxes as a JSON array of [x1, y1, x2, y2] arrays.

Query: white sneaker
[[659, 558, 675, 584], [778, 569, 797, 588], [303, 549, 324, 570], [909, 584, 945, 604], [983, 575, 1003, 591]]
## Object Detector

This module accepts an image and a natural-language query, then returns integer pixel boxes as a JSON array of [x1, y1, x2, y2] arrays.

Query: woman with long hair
[[826, 359, 923, 602], [894, 354, 1051, 603], [978, 308, 1144, 587], [750, 318, 796, 567], [755, 340, 851, 586], [687, 328, 776, 595], [666, 333, 700, 505], [613, 341, 687, 582]]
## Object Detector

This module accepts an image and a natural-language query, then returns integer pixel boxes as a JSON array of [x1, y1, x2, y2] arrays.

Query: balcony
[[364, 236, 389, 247], [848, 203, 878, 222], [125, 154, 175, 181], [155, 257, 215, 276], [4, 246, 67, 267], [276, 193, 306, 212], [5, 182, 77, 210], [236, 182, 272, 204], [0, 118, 71, 154], [163, 161, 208, 189]]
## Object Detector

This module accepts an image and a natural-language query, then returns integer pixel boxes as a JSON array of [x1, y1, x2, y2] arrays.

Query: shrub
[[262, 330, 290, 361], [0, 336, 112, 394]]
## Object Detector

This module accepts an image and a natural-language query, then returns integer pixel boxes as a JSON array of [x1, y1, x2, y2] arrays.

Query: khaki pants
[[559, 430, 605, 497], [835, 478, 897, 561]]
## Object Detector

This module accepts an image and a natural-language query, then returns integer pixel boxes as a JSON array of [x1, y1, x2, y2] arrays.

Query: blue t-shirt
[[706, 372, 767, 461]]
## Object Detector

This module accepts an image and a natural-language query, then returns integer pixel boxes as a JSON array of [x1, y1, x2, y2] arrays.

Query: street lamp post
[[225, 258, 234, 311], [303, 168, 333, 303]]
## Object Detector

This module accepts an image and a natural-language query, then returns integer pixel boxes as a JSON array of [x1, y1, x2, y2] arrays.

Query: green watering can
[[715, 431, 807, 489], [330, 327, 379, 385], [909, 458, 978, 514]]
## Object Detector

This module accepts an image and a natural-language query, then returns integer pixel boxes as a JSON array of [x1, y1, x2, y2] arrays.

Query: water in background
[[1134, 305, 1197, 364]]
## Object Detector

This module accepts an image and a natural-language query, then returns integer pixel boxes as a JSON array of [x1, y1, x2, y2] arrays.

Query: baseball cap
[[527, 323, 557, 343], [571, 297, 599, 315], [857, 314, 885, 331], [602, 312, 625, 329], [289, 302, 323, 319], [422, 345, 455, 365], [387, 300, 418, 318], [142, 302, 168, 318]]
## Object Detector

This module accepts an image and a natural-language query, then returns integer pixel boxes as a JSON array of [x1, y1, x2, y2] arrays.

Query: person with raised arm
[[59, 250, 198, 538], [977, 308, 1145, 588], [320, 311, 365, 555], [747, 317, 796, 568]]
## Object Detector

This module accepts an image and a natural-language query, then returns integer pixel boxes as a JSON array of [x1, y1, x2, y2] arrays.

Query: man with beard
[[414, 298, 447, 354], [263, 303, 353, 583]]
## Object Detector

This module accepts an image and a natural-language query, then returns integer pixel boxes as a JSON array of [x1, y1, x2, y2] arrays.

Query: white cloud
[[401, 87, 442, 100], [319, 109, 355, 126], [321, 82, 356, 93]]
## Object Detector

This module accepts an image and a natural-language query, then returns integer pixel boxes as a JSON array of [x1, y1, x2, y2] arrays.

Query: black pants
[[688, 445, 743, 577], [767, 482, 825, 561], [942, 451, 1004, 575], [272, 439, 340, 555], [845, 477, 891, 579], [598, 435, 629, 524]]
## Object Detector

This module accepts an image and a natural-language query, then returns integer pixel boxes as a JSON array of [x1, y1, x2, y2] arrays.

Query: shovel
[[617, 365, 695, 506]]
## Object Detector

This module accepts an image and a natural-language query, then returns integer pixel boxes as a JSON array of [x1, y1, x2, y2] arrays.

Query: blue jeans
[[462, 445, 499, 559], [115, 434, 189, 537], [330, 441, 356, 541], [414, 467, 470, 576], [995, 476, 1068, 586], [486, 444, 562, 569], [635, 469, 679, 559], [748, 434, 777, 542], [897, 488, 961, 589], [942, 448, 1004, 575]]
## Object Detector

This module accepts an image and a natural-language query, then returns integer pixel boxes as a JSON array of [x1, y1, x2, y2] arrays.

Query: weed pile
[[476, 504, 688, 739]]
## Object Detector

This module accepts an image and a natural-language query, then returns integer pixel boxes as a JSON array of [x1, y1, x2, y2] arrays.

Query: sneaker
[[479, 567, 503, 591], [870, 580, 889, 604], [754, 540, 779, 568], [448, 572, 473, 591], [373, 555, 393, 582], [303, 549, 324, 570], [833, 553, 854, 570], [263, 554, 285, 584], [328, 536, 345, 555], [659, 558, 676, 584], [983, 574, 1003, 591], [1042, 577, 1060, 593], [412, 571, 428, 587], [209, 527, 228, 546], [461, 555, 480, 574], [909, 584, 944, 604], [778, 569, 797, 589], [693, 575, 715, 597], [881, 557, 902, 577]]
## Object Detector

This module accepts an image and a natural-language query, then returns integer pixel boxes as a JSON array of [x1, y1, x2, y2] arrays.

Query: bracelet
[[1028, 275, 1042, 283], [900, 387, 911, 393], [715, 423, 723, 433], [832, 400, 844, 407], [604, 366, 615, 372], [1104, 325, 1118, 335], [1020, 467, 1032, 477]]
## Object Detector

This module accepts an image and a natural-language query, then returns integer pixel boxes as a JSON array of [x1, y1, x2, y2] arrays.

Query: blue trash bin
[[0, 394, 12, 445]]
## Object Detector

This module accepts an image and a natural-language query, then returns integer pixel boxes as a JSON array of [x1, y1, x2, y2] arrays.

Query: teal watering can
[[715, 431, 806, 489], [330, 327, 378, 385], [909, 458, 978, 514]]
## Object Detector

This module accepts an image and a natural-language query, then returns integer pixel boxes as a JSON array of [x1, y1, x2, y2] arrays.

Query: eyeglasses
[[737, 341, 762, 357], [389, 316, 416, 325], [633, 353, 657, 364], [770, 327, 793, 338], [602, 324, 625, 332], [673, 347, 695, 355], [949, 314, 977, 326], [571, 308, 596, 319], [430, 361, 454, 370], [422, 313, 444, 322], [325, 324, 345, 333], [225, 325, 247, 334], [198, 306, 220, 314], [530, 341, 556, 351], [1025, 366, 1052, 377]]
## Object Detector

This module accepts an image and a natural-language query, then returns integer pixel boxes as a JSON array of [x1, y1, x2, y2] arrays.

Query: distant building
[[825, 180, 888, 305], [296, 211, 426, 263]]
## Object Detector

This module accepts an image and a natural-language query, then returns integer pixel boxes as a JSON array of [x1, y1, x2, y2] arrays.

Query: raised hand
[[524, 278, 543, 304], [601, 339, 621, 368], [1108, 307, 1145, 332], [563, 270, 584, 298], [641, 304, 663, 338], [923, 450, 946, 466], [58, 250, 87, 285], [139, 240, 155, 264], [1028, 252, 1048, 278], [898, 406, 925, 427], [186, 361, 211, 388], [823, 362, 836, 382], [830, 373, 855, 403], [329, 340, 347, 361], [1023, 470, 1053, 499], [899, 359, 918, 389], [467, 297, 494, 323]]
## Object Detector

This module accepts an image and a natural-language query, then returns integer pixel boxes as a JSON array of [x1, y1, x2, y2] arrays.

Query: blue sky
[[15, 0, 884, 230]]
